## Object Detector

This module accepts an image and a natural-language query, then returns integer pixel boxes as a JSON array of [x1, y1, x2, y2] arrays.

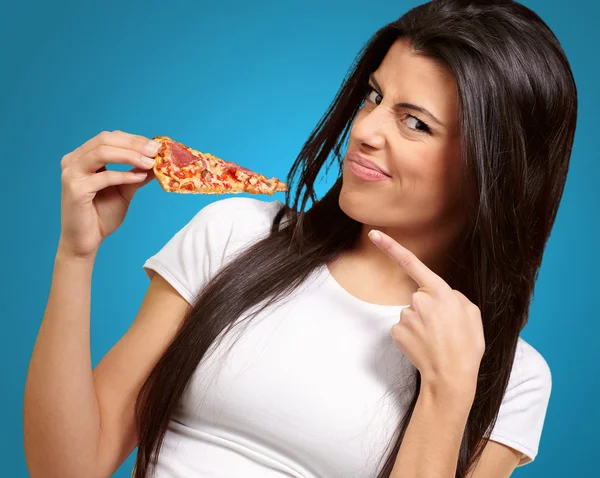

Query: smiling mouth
[[353, 159, 391, 177], [347, 158, 392, 182], [346, 152, 391, 177]]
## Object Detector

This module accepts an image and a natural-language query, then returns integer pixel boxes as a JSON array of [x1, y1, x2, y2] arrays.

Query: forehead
[[374, 38, 458, 122]]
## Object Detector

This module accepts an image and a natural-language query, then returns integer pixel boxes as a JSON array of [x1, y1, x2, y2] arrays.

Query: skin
[[23, 131, 170, 477], [333, 38, 523, 476], [23, 39, 521, 477], [336, 37, 464, 307]]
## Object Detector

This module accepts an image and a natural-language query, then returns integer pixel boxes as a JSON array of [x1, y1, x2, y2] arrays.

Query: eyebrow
[[368, 74, 446, 128]]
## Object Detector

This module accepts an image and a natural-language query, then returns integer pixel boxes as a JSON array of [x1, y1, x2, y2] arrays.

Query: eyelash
[[364, 85, 432, 135]]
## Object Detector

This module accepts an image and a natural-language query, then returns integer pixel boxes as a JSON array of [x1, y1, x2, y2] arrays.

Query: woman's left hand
[[369, 230, 486, 399]]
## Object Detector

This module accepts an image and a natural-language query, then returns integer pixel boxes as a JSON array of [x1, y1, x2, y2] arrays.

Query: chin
[[338, 173, 391, 227], [338, 167, 422, 230]]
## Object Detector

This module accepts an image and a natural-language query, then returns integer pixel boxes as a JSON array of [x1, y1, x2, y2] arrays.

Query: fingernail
[[369, 230, 382, 243], [134, 172, 148, 179], [146, 141, 161, 155], [141, 156, 155, 167]]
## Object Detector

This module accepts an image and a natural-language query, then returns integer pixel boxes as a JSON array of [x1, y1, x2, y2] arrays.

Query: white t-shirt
[[142, 197, 552, 477]]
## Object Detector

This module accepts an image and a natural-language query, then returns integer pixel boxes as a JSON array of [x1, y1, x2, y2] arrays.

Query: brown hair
[[133, 1, 577, 476]]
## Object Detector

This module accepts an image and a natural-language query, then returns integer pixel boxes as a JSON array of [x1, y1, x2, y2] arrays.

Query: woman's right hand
[[58, 130, 162, 258]]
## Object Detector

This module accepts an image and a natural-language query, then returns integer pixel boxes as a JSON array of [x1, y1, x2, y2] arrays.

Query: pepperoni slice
[[225, 161, 254, 175], [169, 141, 208, 169]]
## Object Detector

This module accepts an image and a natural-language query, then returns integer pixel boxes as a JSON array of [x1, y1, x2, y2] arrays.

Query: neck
[[350, 219, 463, 296]]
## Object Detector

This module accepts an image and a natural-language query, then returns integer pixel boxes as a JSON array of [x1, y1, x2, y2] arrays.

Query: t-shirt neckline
[[319, 263, 410, 316]]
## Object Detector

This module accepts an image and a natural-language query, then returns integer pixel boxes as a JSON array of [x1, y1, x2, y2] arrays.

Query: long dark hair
[[133, 0, 577, 476]]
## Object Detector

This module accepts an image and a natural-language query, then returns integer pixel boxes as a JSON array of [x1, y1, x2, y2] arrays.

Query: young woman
[[24, 0, 577, 477]]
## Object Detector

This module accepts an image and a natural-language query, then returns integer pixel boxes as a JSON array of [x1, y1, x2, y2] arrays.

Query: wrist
[[420, 375, 477, 414], [56, 237, 98, 264], [56, 242, 98, 267]]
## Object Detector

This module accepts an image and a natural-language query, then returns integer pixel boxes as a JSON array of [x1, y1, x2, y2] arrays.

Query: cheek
[[395, 147, 463, 206]]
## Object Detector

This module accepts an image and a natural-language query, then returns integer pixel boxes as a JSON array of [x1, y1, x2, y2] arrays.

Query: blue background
[[2, 0, 598, 476]]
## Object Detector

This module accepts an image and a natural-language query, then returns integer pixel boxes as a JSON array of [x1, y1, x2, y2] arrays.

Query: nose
[[351, 105, 389, 151]]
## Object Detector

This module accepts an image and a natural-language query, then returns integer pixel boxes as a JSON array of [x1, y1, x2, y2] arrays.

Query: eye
[[363, 84, 432, 135], [403, 114, 431, 134], [365, 86, 382, 105]]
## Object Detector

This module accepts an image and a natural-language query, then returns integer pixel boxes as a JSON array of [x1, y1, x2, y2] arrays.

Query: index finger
[[77, 130, 161, 158], [368, 229, 449, 292]]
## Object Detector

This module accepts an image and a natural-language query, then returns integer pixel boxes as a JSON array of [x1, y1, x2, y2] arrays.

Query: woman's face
[[339, 38, 465, 238]]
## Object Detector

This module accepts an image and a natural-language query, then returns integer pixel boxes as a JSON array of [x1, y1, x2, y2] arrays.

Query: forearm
[[390, 381, 475, 478], [23, 247, 102, 478]]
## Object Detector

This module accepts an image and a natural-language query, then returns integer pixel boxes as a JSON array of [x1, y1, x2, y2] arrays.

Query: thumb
[[118, 167, 155, 203]]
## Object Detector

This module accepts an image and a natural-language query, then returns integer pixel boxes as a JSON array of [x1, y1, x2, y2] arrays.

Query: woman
[[24, 0, 577, 477]]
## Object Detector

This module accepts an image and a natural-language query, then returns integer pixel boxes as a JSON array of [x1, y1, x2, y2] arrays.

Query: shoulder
[[501, 337, 552, 413], [181, 196, 285, 246], [488, 337, 552, 466], [143, 197, 285, 304], [198, 196, 284, 217], [509, 338, 552, 393], [189, 196, 284, 230], [164, 196, 286, 263]]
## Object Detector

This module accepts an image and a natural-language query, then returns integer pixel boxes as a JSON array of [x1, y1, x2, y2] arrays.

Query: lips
[[346, 152, 391, 177]]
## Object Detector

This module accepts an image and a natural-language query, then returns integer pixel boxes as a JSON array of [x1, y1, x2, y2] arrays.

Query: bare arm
[[92, 272, 190, 475], [23, 130, 184, 478], [23, 247, 190, 478], [389, 382, 521, 478], [468, 441, 521, 478], [389, 383, 473, 478], [23, 248, 99, 477]]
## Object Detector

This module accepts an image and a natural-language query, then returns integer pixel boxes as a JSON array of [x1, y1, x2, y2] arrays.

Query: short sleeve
[[488, 339, 552, 466], [143, 197, 283, 305]]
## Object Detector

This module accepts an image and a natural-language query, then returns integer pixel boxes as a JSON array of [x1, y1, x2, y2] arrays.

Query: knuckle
[[61, 166, 80, 186], [60, 153, 71, 170], [138, 137, 152, 151], [412, 291, 424, 306], [97, 130, 111, 142], [128, 135, 139, 150], [391, 323, 402, 339], [116, 170, 132, 183], [391, 322, 408, 346], [101, 170, 116, 182], [470, 304, 481, 316], [95, 144, 109, 157], [452, 288, 467, 303], [90, 173, 108, 190], [400, 307, 414, 322], [60, 168, 70, 185], [398, 252, 413, 269]]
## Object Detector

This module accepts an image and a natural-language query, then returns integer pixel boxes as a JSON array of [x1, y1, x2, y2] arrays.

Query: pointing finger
[[368, 229, 449, 292]]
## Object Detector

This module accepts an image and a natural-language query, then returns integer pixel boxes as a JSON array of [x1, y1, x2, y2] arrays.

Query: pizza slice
[[151, 135, 288, 196]]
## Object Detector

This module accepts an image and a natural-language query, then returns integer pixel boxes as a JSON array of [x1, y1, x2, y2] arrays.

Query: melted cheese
[[158, 148, 234, 191], [155, 142, 276, 194]]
